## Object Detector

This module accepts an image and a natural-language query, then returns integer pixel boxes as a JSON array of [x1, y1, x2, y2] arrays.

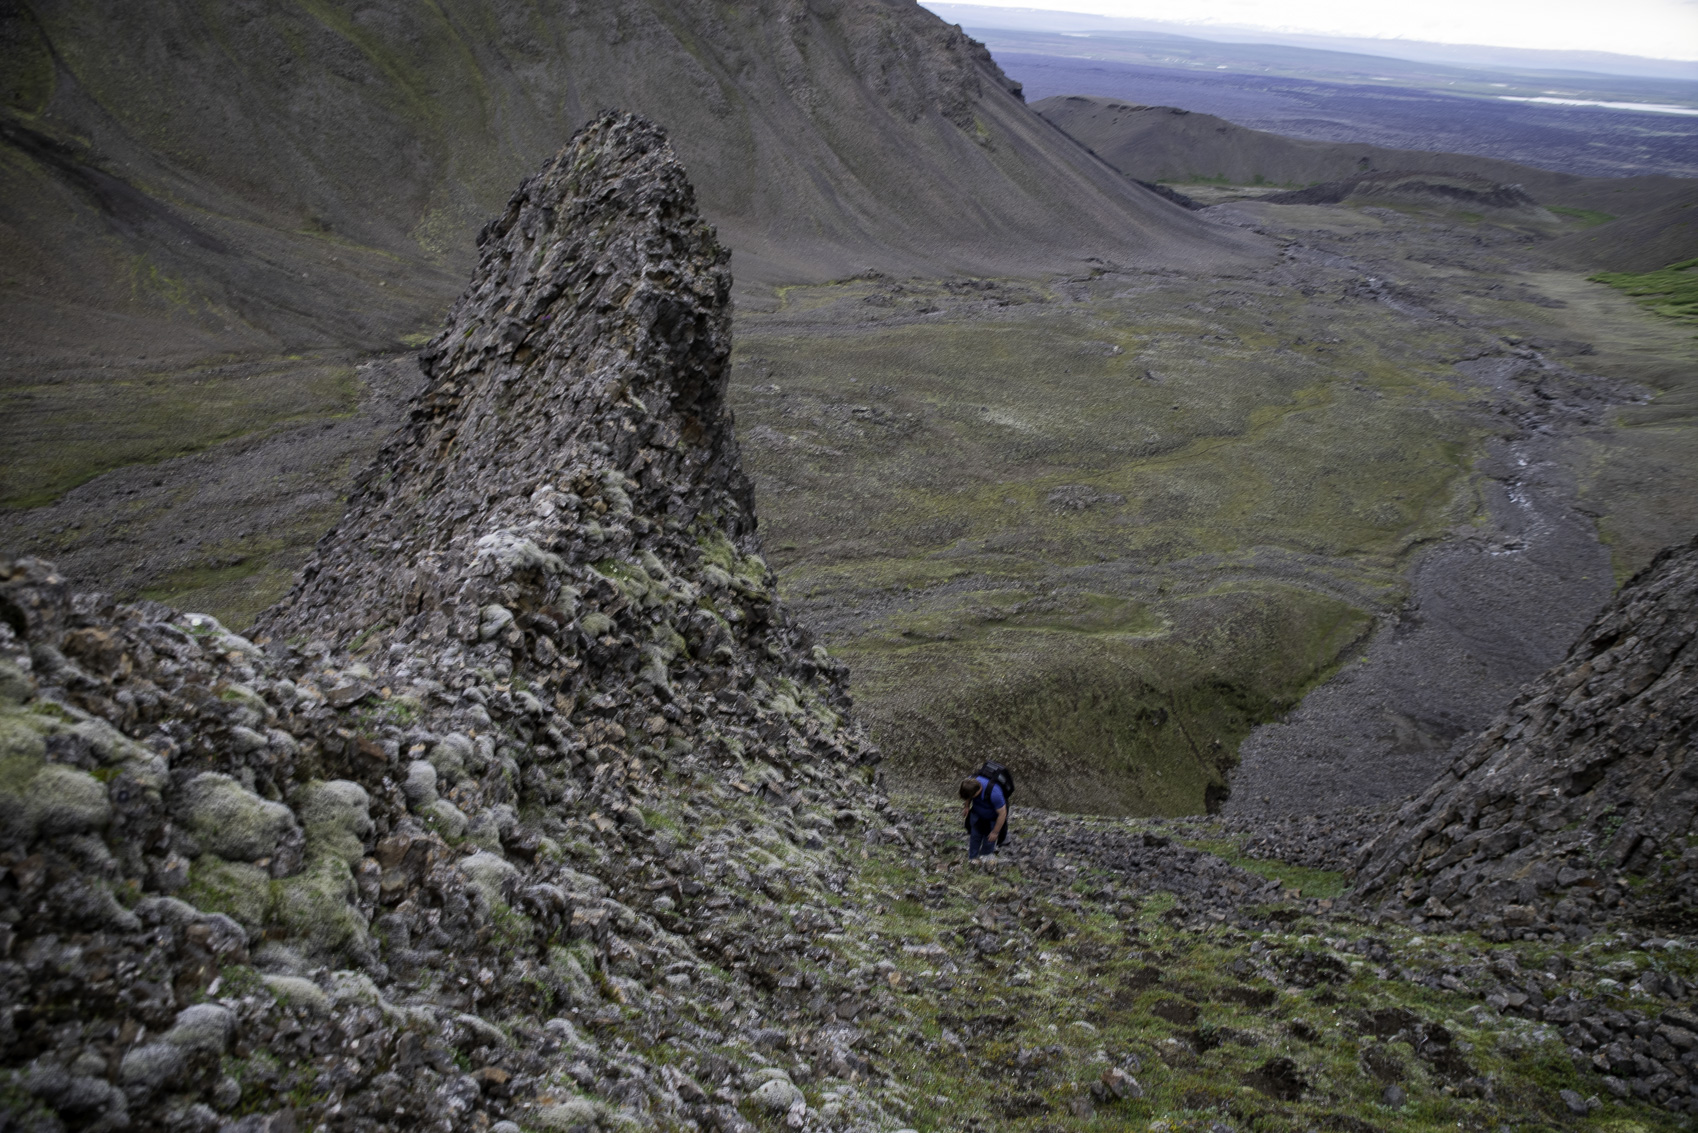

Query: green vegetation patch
[[734, 275, 1487, 814], [1550, 205, 1618, 228], [835, 814, 1687, 1133], [140, 537, 314, 632], [845, 584, 1371, 816], [0, 353, 360, 508], [1180, 836, 1350, 899], [1591, 258, 1698, 324]]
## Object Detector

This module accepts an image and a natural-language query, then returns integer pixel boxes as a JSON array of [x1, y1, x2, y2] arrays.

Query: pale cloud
[[938, 0, 1698, 60]]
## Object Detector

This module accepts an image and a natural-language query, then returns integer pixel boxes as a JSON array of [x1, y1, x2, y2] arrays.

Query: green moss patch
[[1591, 259, 1698, 324], [0, 353, 360, 509]]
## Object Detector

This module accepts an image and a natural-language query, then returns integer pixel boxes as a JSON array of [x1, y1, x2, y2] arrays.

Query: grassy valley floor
[[728, 196, 1698, 816], [4, 192, 1694, 818]]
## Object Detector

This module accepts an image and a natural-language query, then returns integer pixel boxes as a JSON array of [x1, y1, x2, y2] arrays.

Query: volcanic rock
[[1355, 532, 1698, 934], [0, 112, 882, 1132]]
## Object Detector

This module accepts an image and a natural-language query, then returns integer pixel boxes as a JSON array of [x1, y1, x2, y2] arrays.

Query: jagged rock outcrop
[[0, 114, 898, 1133], [257, 111, 756, 656], [1355, 533, 1698, 939]]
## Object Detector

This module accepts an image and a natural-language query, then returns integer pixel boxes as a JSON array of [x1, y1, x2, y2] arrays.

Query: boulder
[[298, 779, 374, 862], [751, 1078, 805, 1114], [163, 1004, 234, 1054]]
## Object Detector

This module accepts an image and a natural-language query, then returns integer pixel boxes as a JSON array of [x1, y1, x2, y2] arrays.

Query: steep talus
[[0, 115, 901, 1133], [1354, 533, 1698, 939]]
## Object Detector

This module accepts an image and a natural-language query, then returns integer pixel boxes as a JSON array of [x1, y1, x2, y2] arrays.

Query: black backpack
[[976, 761, 1015, 802], [966, 761, 1014, 844]]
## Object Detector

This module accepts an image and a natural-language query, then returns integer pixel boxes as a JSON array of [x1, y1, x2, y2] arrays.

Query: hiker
[[960, 765, 1010, 860]]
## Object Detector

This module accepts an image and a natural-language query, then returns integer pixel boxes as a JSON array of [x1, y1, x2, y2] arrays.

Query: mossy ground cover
[[1590, 260, 1698, 326], [0, 352, 360, 508], [732, 273, 1489, 813], [808, 802, 1691, 1133], [138, 506, 343, 630]]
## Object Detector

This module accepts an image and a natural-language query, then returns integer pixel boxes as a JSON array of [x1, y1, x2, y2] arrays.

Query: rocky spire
[[258, 111, 755, 651], [0, 115, 883, 1132], [1354, 532, 1698, 937]]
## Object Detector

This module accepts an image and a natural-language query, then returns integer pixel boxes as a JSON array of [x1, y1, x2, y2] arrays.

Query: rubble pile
[[1355, 533, 1698, 941]]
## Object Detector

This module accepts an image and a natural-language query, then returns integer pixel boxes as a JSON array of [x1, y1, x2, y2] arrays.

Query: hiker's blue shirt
[[970, 778, 1005, 821]]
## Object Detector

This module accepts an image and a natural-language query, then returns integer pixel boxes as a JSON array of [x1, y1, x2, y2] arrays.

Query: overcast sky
[[927, 0, 1698, 61]]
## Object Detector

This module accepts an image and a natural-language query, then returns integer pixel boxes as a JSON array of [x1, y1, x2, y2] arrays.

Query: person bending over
[[960, 774, 1006, 860]]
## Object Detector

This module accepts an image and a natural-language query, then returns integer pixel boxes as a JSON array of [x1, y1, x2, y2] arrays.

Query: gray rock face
[[1355, 532, 1698, 936], [256, 111, 752, 653]]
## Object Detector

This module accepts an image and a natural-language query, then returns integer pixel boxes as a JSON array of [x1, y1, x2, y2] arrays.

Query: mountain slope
[[0, 2, 1250, 381], [1354, 532, 1698, 938], [1031, 95, 1698, 270]]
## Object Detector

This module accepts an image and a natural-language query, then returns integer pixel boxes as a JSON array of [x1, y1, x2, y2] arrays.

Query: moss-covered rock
[[178, 772, 299, 861], [459, 851, 518, 908], [273, 855, 368, 960], [26, 764, 111, 838], [0, 736, 111, 845], [533, 1097, 602, 1130], [428, 733, 473, 784], [0, 660, 32, 705], [424, 797, 468, 840], [547, 945, 599, 1007], [403, 759, 438, 810], [260, 974, 330, 1014], [296, 779, 373, 864], [0, 708, 48, 765], [180, 854, 273, 930]]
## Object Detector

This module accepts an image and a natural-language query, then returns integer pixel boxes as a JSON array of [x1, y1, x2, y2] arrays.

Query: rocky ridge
[[1353, 532, 1698, 941], [0, 114, 896, 1133]]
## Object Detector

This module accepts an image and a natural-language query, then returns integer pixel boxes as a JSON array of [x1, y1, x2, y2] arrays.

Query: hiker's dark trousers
[[969, 826, 998, 860]]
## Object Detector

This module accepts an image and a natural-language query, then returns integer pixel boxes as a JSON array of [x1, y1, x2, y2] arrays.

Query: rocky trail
[[760, 798, 1698, 1130]]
